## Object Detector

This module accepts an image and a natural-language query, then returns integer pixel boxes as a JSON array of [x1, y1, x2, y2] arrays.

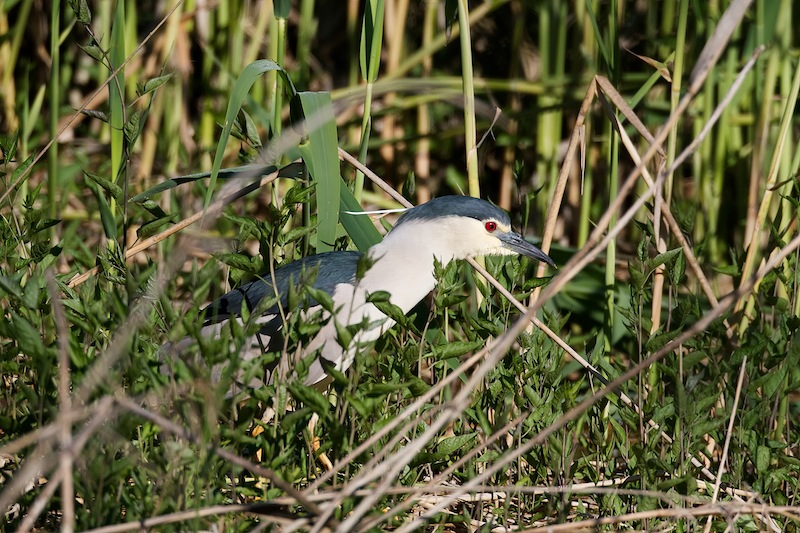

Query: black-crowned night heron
[[171, 195, 554, 387]]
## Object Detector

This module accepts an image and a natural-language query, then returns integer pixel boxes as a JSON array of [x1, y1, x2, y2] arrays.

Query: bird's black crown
[[394, 196, 511, 228]]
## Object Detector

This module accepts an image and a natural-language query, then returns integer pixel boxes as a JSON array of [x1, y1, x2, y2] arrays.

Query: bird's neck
[[360, 232, 448, 312]]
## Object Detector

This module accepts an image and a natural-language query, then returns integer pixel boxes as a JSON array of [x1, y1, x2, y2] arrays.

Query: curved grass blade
[[205, 59, 297, 214], [130, 164, 279, 203]]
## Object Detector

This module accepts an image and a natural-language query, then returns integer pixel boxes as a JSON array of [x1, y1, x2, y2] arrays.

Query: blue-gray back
[[202, 251, 362, 325]]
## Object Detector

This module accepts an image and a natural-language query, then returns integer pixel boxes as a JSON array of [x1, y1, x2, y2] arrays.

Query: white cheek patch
[[493, 221, 512, 234], [492, 244, 518, 256]]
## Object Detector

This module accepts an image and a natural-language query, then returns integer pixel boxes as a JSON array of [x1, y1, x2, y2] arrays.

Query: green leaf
[[628, 261, 645, 292], [30, 218, 61, 235], [273, 0, 291, 19], [289, 382, 331, 416], [80, 109, 109, 123], [123, 109, 144, 147], [136, 215, 176, 239], [69, 0, 92, 24], [644, 328, 683, 353], [130, 164, 280, 203], [756, 445, 771, 474], [295, 92, 341, 252], [79, 42, 105, 63], [9, 312, 45, 358], [645, 247, 682, 273], [370, 298, 407, 326], [433, 340, 485, 359], [12, 154, 35, 184], [359, 0, 384, 83], [234, 109, 263, 148], [340, 184, 382, 251], [437, 432, 477, 456], [136, 199, 170, 219], [0, 131, 18, 164], [761, 364, 788, 398], [713, 264, 741, 276], [206, 60, 296, 214], [671, 247, 686, 285], [522, 275, 553, 291], [84, 170, 123, 200], [334, 320, 353, 349], [139, 73, 173, 96], [366, 382, 412, 396], [22, 277, 39, 309], [213, 253, 258, 273], [88, 181, 117, 240], [0, 273, 24, 300], [356, 253, 377, 280]]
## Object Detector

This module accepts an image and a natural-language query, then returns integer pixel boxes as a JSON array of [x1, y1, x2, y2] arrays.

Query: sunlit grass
[[1, 0, 799, 531]]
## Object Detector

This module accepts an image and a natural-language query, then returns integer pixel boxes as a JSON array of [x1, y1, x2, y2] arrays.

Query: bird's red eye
[[485, 221, 497, 232]]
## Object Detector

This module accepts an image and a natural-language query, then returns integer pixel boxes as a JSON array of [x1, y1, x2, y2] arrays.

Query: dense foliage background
[[1, 0, 799, 530]]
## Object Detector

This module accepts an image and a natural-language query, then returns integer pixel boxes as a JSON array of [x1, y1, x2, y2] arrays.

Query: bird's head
[[390, 196, 555, 267]]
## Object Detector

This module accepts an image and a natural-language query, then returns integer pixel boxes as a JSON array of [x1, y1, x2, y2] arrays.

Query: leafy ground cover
[[1, 0, 799, 531]]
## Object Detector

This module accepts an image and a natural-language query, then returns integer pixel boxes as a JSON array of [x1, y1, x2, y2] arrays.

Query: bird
[[167, 195, 555, 388]]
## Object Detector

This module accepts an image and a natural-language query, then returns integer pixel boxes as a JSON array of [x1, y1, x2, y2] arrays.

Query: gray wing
[[162, 251, 362, 390], [202, 250, 362, 336]]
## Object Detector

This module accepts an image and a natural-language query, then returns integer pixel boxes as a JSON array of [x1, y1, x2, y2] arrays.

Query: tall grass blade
[[108, 0, 126, 247], [296, 91, 343, 253], [205, 59, 296, 214], [48, 0, 61, 234], [354, 0, 384, 200]]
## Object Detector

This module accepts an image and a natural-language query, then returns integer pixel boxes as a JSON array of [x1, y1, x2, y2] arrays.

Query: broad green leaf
[[0, 274, 23, 300], [273, 0, 291, 18], [306, 286, 335, 313], [9, 312, 45, 358], [22, 275, 40, 310], [296, 92, 341, 253], [339, 183, 382, 251], [756, 445, 771, 474]]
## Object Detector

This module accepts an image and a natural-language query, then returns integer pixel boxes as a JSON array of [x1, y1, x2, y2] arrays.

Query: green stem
[[457, 0, 479, 199], [354, 82, 373, 201], [109, 0, 126, 250], [48, 0, 60, 237]]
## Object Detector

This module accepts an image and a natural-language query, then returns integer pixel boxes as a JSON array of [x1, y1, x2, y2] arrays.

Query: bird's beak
[[499, 232, 556, 268]]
